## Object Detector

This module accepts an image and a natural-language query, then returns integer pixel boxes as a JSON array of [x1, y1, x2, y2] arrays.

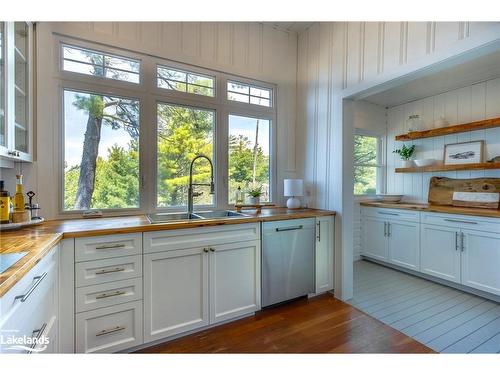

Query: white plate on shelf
[[376, 194, 404, 203], [414, 159, 436, 167], [0, 218, 45, 231]]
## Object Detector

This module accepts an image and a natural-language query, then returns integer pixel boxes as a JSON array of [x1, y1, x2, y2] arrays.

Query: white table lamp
[[284, 179, 303, 209]]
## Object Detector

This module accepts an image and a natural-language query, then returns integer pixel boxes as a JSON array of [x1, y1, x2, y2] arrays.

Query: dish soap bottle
[[235, 186, 244, 205], [0, 180, 10, 223], [13, 174, 25, 212]]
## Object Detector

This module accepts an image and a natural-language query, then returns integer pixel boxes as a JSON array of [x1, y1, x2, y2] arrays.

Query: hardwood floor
[[136, 294, 434, 353]]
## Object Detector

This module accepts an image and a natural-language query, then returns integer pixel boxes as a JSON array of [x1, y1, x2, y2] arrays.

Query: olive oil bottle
[[13, 174, 25, 211], [0, 180, 10, 223]]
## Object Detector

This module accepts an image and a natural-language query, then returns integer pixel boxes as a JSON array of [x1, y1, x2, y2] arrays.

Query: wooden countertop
[[0, 208, 335, 297], [360, 201, 500, 218]]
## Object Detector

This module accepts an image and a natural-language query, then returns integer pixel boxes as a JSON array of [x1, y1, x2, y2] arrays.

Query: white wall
[[386, 77, 500, 202], [297, 21, 500, 300], [1, 22, 298, 219]]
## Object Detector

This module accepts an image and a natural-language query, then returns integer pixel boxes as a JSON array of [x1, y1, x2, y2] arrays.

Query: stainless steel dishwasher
[[262, 218, 315, 307]]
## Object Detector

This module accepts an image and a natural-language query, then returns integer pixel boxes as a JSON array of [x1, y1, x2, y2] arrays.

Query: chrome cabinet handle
[[455, 232, 460, 251], [95, 290, 127, 299], [96, 326, 125, 337], [384, 222, 387, 237], [95, 243, 126, 250], [203, 248, 209, 253], [95, 267, 126, 275], [316, 221, 321, 242], [377, 211, 399, 216], [28, 323, 47, 353], [387, 223, 391, 237], [276, 225, 303, 232], [461, 232, 465, 252], [444, 218, 478, 225], [15, 272, 48, 302], [209, 247, 215, 252]]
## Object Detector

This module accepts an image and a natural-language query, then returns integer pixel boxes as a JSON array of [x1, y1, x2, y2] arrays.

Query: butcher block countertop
[[360, 201, 500, 218], [0, 208, 335, 297]]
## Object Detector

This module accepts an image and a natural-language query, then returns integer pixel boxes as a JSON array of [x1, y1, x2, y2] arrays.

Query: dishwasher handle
[[276, 225, 303, 232]]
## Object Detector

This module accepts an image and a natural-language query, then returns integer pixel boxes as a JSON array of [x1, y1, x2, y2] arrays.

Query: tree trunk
[[74, 115, 102, 210], [252, 119, 260, 185]]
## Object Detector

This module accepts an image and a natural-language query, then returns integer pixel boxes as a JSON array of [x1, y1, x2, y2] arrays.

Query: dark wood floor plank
[[136, 294, 434, 354]]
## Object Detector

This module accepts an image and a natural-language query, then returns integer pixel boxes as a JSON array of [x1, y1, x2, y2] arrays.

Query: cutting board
[[428, 177, 500, 206]]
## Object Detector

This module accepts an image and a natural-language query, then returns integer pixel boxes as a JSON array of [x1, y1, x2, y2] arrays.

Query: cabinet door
[[13, 22, 30, 157], [209, 240, 260, 324], [362, 217, 387, 261], [461, 229, 500, 296], [388, 220, 420, 271], [315, 216, 334, 294], [143, 248, 209, 343], [420, 224, 461, 283]]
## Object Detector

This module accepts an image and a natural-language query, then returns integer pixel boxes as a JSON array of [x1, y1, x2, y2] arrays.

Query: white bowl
[[414, 159, 435, 167], [376, 194, 404, 203]]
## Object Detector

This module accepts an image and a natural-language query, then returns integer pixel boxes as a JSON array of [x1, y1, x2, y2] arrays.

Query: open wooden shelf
[[395, 162, 500, 173], [395, 117, 500, 141]]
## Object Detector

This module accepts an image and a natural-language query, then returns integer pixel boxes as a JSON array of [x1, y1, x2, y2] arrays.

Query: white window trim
[[54, 35, 277, 217], [353, 128, 386, 198]]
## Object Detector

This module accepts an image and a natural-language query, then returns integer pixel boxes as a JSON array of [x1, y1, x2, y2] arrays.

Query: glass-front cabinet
[[0, 22, 33, 162]]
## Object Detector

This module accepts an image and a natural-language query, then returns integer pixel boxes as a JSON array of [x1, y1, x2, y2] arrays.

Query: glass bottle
[[0, 180, 10, 223], [235, 186, 244, 205], [13, 174, 25, 211]]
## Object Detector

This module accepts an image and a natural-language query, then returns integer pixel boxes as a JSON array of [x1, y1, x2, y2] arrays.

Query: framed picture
[[444, 140, 484, 165]]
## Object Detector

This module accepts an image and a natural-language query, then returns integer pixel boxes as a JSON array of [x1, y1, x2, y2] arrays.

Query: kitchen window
[[58, 39, 276, 214], [353, 132, 384, 195]]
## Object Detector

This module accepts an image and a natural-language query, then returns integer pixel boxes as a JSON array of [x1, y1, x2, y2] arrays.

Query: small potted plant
[[393, 144, 416, 168], [247, 186, 263, 205]]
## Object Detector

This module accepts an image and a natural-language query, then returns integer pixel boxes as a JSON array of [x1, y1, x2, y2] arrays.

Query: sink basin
[[146, 210, 248, 223], [147, 212, 203, 224], [0, 252, 28, 273], [195, 210, 249, 219]]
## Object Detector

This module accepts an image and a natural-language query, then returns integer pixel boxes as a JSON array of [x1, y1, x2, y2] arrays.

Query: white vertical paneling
[[382, 22, 403, 73], [139, 22, 160, 51], [363, 22, 381, 83], [200, 23, 217, 63], [92, 22, 114, 36], [248, 23, 263, 74], [232, 23, 249, 70], [434, 22, 460, 52], [485, 79, 500, 172], [160, 22, 181, 55], [346, 22, 362, 88], [180, 22, 200, 58], [117, 22, 139, 42], [407, 22, 429, 63], [216, 23, 232, 66]]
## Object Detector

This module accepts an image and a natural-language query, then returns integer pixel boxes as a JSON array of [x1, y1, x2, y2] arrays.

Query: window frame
[[353, 129, 385, 197], [156, 64, 216, 98], [55, 36, 277, 217]]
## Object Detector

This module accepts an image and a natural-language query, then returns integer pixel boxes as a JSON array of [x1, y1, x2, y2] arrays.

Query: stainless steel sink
[[195, 210, 249, 219], [146, 210, 248, 223], [146, 212, 203, 224]]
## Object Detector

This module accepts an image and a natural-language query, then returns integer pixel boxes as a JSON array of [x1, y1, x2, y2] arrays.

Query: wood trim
[[395, 161, 500, 173], [395, 116, 500, 141]]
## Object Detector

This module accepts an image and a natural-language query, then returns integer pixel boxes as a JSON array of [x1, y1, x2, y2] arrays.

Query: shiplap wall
[[3, 22, 298, 219], [387, 77, 500, 202]]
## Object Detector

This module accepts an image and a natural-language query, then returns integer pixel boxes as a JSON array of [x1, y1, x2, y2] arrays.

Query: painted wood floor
[[136, 294, 433, 353], [350, 260, 500, 353]]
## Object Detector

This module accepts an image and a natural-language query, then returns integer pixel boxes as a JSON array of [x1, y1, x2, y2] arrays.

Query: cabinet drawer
[[76, 277, 142, 313], [362, 207, 420, 222], [76, 301, 143, 353], [75, 233, 142, 262], [75, 255, 142, 287], [422, 212, 500, 232], [144, 223, 260, 254], [0, 245, 58, 326]]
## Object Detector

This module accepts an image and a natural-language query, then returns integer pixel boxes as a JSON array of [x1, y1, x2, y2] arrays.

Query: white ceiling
[[268, 22, 315, 33]]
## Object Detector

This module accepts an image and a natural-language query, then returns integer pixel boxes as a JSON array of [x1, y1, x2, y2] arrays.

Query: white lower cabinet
[[420, 224, 461, 283], [388, 221, 420, 271], [144, 247, 209, 342], [76, 301, 143, 353], [362, 217, 388, 261], [315, 216, 335, 294], [461, 229, 500, 295]]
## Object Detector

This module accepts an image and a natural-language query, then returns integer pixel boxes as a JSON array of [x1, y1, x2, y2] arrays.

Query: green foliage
[[393, 144, 416, 160], [354, 135, 378, 195], [247, 186, 263, 198]]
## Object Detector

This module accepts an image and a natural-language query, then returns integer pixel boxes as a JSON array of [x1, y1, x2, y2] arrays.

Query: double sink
[[147, 210, 249, 224]]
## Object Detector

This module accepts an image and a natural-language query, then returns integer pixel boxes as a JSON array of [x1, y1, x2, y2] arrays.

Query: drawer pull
[[95, 267, 126, 275], [444, 218, 478, 225], [96, 326, 125, 337], [28, 323, 47, 354], [95, 243, 126, 250], [15, 272, 48, 302], [276, 225, 303, 232], [377, 211, 399, 216], [95, 290, 127, 300]]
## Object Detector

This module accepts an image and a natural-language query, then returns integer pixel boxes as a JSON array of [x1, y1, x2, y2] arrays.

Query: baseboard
[[360, 256, 500, 303]]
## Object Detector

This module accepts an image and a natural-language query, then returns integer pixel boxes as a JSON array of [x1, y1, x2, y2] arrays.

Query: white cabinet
[[209, 240, 260, 323], [461, 229, 500, 295], [362, 217, 388, 261], [0, 22, 33, 163], [144, 247, 209, 342], [0, 245, 59, 354], [315, 216, 335, 294], [388, 221, 420, 271], [420, 224, 461, 283]]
